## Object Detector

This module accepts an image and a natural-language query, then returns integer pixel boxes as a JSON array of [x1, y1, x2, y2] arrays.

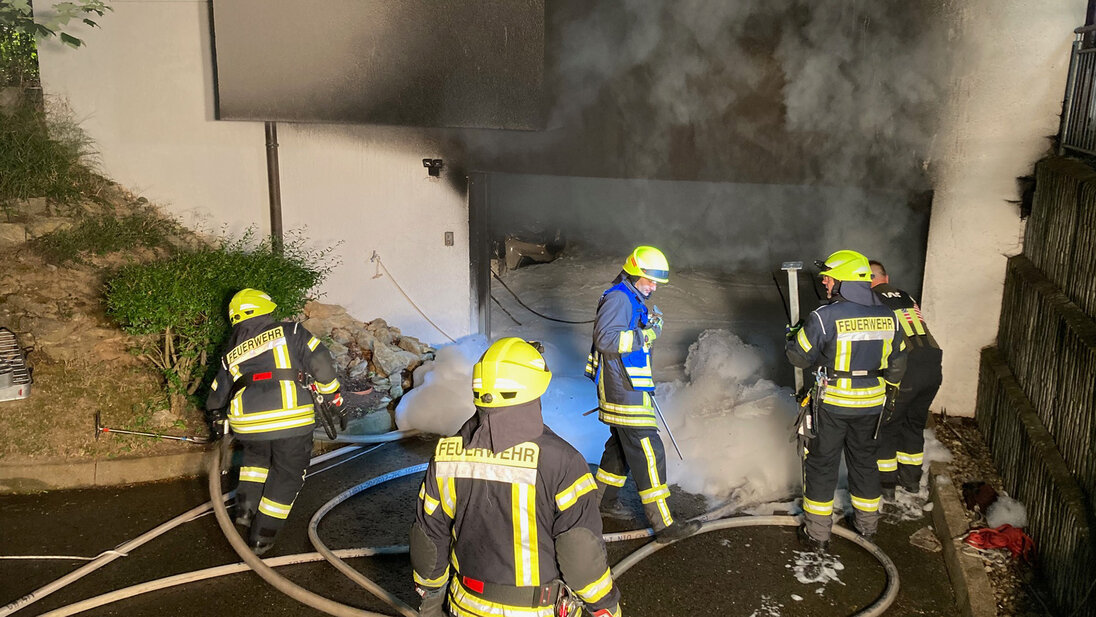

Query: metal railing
[[1060, 26, 1096, 156]]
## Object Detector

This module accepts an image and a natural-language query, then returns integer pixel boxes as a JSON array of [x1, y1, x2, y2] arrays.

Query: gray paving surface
[[0, 437, 956, 616]]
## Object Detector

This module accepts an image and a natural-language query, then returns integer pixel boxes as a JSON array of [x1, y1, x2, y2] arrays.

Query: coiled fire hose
[[13, 432, 900, 617]]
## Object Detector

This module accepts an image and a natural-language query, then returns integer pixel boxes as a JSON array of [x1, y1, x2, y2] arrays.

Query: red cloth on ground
[[964, 524, 1035, 561]]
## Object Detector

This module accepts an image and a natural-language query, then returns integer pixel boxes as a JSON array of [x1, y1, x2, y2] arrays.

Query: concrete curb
[[0, 448, 214, 494], [930, 460, 998, 617]]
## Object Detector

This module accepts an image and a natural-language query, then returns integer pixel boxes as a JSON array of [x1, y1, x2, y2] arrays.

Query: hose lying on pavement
[[207, 435, 397, 617], [610, 515, 901, 617], [11, 432, 901, 617]]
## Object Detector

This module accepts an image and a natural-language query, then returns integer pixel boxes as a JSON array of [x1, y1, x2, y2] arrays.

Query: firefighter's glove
[[785, 320, 803, 342], [883, 382, 900, 424], [329, 391, 349, 431], [416, 586, 446, 617], [208, 408, 228, 440], [211, 418, 228, 441], [648, 313, 664, 336]]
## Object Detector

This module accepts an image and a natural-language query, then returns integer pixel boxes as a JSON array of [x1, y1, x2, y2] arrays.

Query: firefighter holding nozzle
[[785, 251, 907, 551], [411, 338, 622, 617], [206, 288, 343, 556]]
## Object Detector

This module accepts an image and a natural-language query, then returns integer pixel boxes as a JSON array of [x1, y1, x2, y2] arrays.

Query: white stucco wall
[[36, 0, 1089, 412], [923, 1, 1085, 416], [36, 0, 472, 345]]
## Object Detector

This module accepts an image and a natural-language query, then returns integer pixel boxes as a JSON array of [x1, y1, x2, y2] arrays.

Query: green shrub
[[33, 207, 182, 263], [104, 229, 335, 415], [0, 101, 100, 204]]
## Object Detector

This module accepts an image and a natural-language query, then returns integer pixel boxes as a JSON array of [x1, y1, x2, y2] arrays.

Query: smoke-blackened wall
[[456, 0, 951, 191], [487, 173, 931, 296]]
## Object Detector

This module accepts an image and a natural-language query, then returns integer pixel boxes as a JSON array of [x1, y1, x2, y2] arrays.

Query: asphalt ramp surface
[[1, 437, 955, 616]]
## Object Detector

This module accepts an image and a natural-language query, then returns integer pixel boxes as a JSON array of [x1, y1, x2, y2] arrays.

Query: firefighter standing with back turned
[[785, 251, 907, 551], [869, 259, 943, 500], [410, 338, 622, 617], [586, 245, 699, 543], [206, 288, 343, 556]]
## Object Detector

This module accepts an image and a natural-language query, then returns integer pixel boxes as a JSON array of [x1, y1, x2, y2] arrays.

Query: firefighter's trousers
[[877, 346, 942, 491], [595, 426, 674, 531], [236, 432, 312, 544], [802, 408, 882, 542]]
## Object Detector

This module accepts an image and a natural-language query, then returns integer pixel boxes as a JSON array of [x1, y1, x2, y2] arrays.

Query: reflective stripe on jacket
[[786, 295, 908, 415], [411, 417, 621, 616], [873, 283, 940, 351], [586, 279, 656, 428], [206, 316, 339, 440]]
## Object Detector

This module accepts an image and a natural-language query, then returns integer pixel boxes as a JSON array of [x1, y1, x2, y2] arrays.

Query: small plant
[[105, 229, 335, 416], [0, 100, 101, 204], [33, 207, 182, 263]]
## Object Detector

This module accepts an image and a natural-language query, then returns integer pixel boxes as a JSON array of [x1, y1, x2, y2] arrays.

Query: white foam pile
[[395, 328, 800, 506], [986, 495, 1028, 529], [662, 330, 800, 504]]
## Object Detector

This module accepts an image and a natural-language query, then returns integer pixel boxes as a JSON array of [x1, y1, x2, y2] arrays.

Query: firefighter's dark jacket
[[872, 283, 940, 351], [786, 281, 908, 414], [206, 315, 339, 440], [410, 400, 621, 616], [585, 275, 657, 428]]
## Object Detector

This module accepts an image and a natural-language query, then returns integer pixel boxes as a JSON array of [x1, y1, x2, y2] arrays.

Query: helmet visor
[[641, 268, 669, 282]]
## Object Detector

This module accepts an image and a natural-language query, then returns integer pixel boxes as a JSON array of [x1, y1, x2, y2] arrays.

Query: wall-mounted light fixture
[[422, 158, 444, 177]]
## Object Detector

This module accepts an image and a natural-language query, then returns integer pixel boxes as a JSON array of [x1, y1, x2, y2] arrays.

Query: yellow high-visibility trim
[[273, 342, 291, 369], [877, 458, 898, 472], [210, 380, 219, 391], [450, 577, 555, 617], [618, 331, 634, 354], [596, 468, 627, 487], [803, 497, 833, 516], [851, 495, 881, 512], [880, 337, 892, 369], [835, 339, 851, 372], [576, 567, 614, 604], [316, 378, 339, 395], [258, 496, 293, 519], [797, 328, 812, 353], [897, 451, 924, 465], [239, 466, 268, 483], [638, 484, 671, 504], [555, 473, 597, 511], [307, 336, 321, 351], [640, 438, 662, 487], [413, 566, 449, 588], [512, 483, 539, 587], [438, 477, 456, 518]]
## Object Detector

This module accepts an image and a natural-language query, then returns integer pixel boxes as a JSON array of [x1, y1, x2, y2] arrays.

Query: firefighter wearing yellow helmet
[[585, 246, 699, 543], [412, 338, 623, 617], [785, 251, 907, 551], [206, 288, 342, 556]]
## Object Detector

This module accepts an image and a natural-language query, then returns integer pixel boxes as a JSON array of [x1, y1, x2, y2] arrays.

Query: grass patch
[[32, 207, 182, 264], [0, 99, 102, 206]]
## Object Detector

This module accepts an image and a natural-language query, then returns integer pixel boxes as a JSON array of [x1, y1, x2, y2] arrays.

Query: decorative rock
[[373, 343, 419, 378], [397, 336, 432, 357], [26, 217, 73, 237], [0, 223, 27, 247], [330, 327, 353, 345]]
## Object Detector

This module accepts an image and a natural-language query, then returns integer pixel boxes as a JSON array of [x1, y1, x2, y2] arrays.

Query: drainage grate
[[0, 327, 32, 402]]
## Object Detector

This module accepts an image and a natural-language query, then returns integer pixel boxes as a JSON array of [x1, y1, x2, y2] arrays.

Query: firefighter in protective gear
[[786, 251, 907, 548], [870, 260, 942, 497], [586, 246, 699, 543], [206, 288, 342, 556], [411, 338, 622, 617]]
